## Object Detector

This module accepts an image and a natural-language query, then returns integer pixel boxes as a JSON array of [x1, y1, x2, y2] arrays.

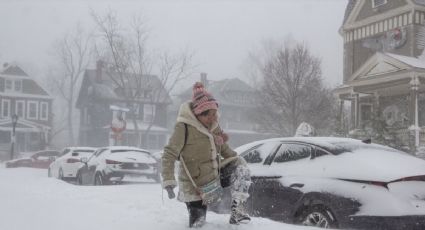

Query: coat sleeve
[[220, 142, 237, 159], [161, 122, 185, 188]]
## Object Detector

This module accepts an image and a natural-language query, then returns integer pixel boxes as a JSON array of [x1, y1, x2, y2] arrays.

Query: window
[[5, 80, 12, 91], [14, 80, 22, 92], [4, 79, 22, 92], [143, 104, 155, 122], [314, 148, 329, 158], [1, 99, 11, 118], [243, 149, 263, 163], [372, 0, 387, 8], [273, 144, 311, 163], [15, 100, 25, 118], [243, 142, 281, 165], [134, 103, 140, 115], [143, 90, 152, 99], [27, 101, 38, 119], [40, 102, 48, 120]]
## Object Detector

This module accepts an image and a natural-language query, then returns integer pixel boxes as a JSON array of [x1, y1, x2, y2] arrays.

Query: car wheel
[[297, 205, 338, 229], [58, 168, 64, 180]]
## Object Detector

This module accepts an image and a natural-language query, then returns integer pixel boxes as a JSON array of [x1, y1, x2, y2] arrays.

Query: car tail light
[[66, 158, 80, 163], [106, 159, 121, 164]]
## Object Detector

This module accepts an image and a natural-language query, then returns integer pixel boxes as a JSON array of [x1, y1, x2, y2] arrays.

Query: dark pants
[[186, 200, 207, 227]]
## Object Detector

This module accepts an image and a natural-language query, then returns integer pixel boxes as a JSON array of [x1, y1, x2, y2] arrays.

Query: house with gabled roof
[[76, 61, 171, 151], [0, 63, 52, 160], [335, 0, 425, 151], [172, 73, 275, 148]]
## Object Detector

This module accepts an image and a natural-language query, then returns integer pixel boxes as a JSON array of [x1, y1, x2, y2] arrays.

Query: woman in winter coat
[[161, 82, 251, 227]]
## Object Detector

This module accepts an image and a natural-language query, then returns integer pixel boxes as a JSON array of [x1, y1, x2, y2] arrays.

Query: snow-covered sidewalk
[[0, 166, 319, 230]]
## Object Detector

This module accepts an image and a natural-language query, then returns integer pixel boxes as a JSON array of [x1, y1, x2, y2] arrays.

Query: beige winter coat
[[162, 102, 237, 202]]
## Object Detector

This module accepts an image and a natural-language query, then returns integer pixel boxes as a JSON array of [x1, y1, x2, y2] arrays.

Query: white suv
[[48, 147, 96, 181], [78, 146, 160, 185]]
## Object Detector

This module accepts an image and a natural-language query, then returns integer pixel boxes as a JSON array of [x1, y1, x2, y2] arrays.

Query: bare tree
[[48, 25, 93, 145], [91, 10, 195, 147], [249, 39, 337, 136]]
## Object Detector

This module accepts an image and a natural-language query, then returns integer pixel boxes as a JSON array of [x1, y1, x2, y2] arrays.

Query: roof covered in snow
[[386, 52, 425, 69], [0, 64, 51, 97], [1, 65, 29, 77], [76, 68, 172, 107]]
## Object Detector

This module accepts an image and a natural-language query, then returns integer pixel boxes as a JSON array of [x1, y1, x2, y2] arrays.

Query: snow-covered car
[[77, 146, 160, 185], [5, 150, 60, 168], [48, 147, 96, 180], [211, 137, 425, 229]]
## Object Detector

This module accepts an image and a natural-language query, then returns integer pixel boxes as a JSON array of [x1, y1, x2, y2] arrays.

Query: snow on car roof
[[103, 146, 150, 152], [244, 137, 425, 182], [234, 136, 398, 154]]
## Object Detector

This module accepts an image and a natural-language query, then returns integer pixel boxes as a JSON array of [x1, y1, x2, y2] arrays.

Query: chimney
[[96, 60, 104, 83], [200, 72, 208, 88]]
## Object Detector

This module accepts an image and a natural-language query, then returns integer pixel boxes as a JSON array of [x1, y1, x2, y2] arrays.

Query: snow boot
[[229, 200, 251, 225], [186, 201, 207, 228]]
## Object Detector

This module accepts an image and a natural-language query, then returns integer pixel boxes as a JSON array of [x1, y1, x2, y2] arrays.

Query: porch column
[[337, 99, 345, 135], [352, 93, 360, 129], [409, 76, 420, 152], [339, 100, 344, 127]]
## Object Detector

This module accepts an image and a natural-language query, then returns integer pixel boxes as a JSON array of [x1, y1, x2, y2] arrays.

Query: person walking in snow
[[161, 82, 251, 227]]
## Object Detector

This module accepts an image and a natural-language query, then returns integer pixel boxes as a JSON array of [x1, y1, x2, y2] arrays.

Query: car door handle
[[289, 183, 304, 188]]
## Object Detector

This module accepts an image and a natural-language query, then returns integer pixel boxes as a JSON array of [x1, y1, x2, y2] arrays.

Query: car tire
[[297, 205, 338, 229], [58, 168, 64, 180]]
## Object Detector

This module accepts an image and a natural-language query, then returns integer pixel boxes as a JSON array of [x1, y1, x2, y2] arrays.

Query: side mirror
[[49, 156, 56, 161], [80, 157, 88, 164]]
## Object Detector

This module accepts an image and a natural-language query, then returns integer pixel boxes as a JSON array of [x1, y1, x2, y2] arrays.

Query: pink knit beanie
[[192, 82, 218, 115]]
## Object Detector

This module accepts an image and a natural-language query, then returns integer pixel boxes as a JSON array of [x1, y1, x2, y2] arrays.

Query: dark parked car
[[211, 137, 425, 229], [77, 146, 160, 185], [5, 150, 60, 168]]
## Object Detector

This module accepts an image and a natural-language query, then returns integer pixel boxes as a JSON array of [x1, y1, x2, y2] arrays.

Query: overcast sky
[[0, 0, 347, 88]]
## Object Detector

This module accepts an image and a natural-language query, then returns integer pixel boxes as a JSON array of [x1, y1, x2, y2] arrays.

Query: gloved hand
[[165, 186, 176, 199]]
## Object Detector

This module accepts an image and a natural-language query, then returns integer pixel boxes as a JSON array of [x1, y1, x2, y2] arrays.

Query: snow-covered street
[[0, 166, 319, 230]]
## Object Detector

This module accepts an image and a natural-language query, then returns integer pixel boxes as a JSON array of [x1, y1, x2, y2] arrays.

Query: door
[[252, 143, 312, 222]]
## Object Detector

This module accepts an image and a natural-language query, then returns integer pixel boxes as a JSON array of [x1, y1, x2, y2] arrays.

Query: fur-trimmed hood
[[176, 101, 219, 133]]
